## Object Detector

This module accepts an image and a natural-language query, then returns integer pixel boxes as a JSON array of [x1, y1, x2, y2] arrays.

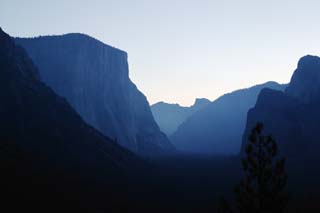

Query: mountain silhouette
[[243, 55, 320, 157], [15, 34, 174, 156], [241, 55, 320, 195], [171, 82, 286, 154], [0, 27, 143, 211], [151, 98, 210, 136]]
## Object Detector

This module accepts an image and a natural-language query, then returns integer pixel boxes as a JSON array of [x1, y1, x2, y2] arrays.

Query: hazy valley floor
[[133, 155, 242, 212]]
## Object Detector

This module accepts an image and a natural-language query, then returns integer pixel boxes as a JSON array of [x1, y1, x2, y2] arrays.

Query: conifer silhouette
[[219, 123, 288, 213], [235, 122, 288, 213]]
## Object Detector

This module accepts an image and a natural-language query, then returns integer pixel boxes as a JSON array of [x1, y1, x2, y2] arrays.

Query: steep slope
[[242, 55, 320, 158], [151, 98, 210, 136], [285, 55, 320, 103], [171, 82, 286, 154], [15, 35, 173, 155], [241, 55, 320, 194], [0, 28, 143, 211]]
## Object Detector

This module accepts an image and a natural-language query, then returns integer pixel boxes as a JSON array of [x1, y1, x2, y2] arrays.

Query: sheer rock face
[[171, 82, 286, 155], [0, 27, 140, 177], [242, 55, 320, 158], [0, 27, 145, 209], [15, 34, 174, 155], [151, 98, 211, 136]]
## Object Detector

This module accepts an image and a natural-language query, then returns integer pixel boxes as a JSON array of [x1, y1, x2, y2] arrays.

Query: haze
[[1, 0, 320, 105]]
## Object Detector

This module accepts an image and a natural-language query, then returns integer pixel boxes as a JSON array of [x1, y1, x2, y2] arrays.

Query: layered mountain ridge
[[151, 98, 210, 136], [171, 82, 286, 154]]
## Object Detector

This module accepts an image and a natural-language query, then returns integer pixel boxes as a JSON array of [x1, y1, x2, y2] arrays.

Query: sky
[[1, 0, 320, 106]]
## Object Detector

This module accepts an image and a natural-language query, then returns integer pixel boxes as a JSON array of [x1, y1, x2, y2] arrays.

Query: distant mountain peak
[[151, 98, 210, 136], [193, 98, 211, 107], [170, 81, 286, 155]]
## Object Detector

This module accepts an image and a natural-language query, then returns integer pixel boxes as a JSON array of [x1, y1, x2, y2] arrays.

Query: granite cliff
[[15, 34, 174, 155]]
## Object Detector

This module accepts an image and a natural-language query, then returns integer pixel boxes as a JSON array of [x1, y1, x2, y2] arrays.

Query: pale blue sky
[[1, 0, 320, 106]]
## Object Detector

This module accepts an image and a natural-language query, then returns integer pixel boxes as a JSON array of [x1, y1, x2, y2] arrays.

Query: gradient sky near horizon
[[1, 0, 320, 106]]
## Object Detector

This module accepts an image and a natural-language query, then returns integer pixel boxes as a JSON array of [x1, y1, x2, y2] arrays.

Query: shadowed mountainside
[[242, 55, 320, 195], [243, 55, 320, 158]]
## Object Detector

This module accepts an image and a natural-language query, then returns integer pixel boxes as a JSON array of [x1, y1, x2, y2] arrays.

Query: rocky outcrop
[[242, 55, 320, 158], [151, 98, 210, 136], [240, 56, 320, 194], [171, 82, 286, 154], [286, 55, 320, 103], [15, 34, 174, 155]]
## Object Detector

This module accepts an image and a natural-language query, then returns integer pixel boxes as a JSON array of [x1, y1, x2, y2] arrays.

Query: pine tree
[[234, 122, 288, 213]]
